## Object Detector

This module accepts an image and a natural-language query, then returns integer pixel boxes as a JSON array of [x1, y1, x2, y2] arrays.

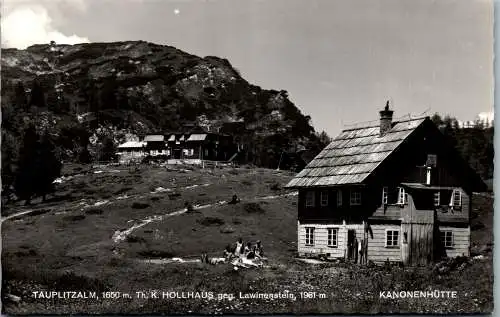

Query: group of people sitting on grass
[[228, 238, 264, 260], [226, 238, 266, 269], [200, 238, 265, 268]]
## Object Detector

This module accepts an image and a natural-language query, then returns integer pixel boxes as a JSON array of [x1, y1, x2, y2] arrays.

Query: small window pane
[[350, 191, 362, 205], [440, 230, 453, 248], [305, 227, 315, 246], [320, 191, 329, 206], [386, 230, 399, 247], [327, 228, 338, 247], [305, 191, 315, 207]]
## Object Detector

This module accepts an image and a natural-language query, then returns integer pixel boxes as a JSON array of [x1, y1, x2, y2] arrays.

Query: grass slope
[[1, 165, 493, 314]]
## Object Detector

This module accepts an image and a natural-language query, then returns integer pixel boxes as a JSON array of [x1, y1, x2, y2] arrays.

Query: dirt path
[[0, 183, 213, 224], [112, 191, 298, 243], [0, 209, 37, 223]]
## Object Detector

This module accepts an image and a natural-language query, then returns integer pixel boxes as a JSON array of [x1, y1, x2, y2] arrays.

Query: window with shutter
[[382, 187, 388, 204], [397, 187, 407, 205], [433, 191, 440, 206], [452, 189, 462, 207]]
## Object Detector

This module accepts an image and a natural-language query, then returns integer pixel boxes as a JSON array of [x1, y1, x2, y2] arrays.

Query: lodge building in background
[[116, 126, 237, 165], [285, 102, 487, 266]]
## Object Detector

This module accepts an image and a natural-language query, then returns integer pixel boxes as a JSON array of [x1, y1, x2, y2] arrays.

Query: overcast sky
[[1, 0, 493, 136]]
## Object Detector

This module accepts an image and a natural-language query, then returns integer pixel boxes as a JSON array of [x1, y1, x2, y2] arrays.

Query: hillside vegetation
[[431, 114, 494, 182], [1, 165, 493, 314], [1, 41, 328, 190]]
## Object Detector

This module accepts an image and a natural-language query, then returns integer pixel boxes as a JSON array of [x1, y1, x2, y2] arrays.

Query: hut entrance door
[[347, 229, 357, 262], [173, 149, 181, 159], [402, 216, 435, 266]]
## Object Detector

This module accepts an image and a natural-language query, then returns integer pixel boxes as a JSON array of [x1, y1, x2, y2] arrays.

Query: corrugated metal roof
[[187, 134, 208, 141], [144, 135, 165, 142], [167, 134, 175, 142], [118, 141, 146, 148], [286, 117, 427, 188]]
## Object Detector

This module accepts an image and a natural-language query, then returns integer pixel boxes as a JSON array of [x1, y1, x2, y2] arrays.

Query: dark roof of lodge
[[285, 116, 428, 188]]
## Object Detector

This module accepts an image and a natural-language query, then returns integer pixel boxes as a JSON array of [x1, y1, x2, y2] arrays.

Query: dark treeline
[[431, 113, 494, 181]]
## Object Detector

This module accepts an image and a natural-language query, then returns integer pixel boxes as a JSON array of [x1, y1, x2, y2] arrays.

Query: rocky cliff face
[[1, 41, 326, 168]]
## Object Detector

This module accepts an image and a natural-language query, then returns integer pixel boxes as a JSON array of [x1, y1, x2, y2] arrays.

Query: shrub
[[131, 202, 150, 209], [232, 218, 242, 225], [63, 214, 86, 221], [243, 202, 265, 214], [30, 208, 52, 216], [51, 271, 109, 292], [137, 249, 175, 258], [471, 222, 485, 230], [168, 193, 181, 200], [114, 187, 133, 195], [270, 182, 281, 191], [198, 217, 225, 226], [14, 248, 38, 257], [126, 235, 146, 243], [85, 208, 104, 215]]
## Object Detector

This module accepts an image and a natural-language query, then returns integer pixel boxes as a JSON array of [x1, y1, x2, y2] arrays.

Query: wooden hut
[[285, 102, 486, 265]]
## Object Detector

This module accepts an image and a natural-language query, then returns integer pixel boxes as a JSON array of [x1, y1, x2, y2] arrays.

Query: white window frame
[[451, 189, 462, 207], [382, 187, 388, 204], [336, 190, 343, 207], [320, 190, 329, 206], [350, 190, 362, 206], [397, 187, 407, 205], [440, 230, 454, 248], [385, 229, 400, 248], [426, 154, 437, 167], [434, 191, 440, 207], [305, 227, 315, 246], [327, 228, 338, 248], [305, 191, 315, 207]]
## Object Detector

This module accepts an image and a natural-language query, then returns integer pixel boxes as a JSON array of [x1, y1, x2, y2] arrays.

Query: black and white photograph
[[0, 0, 494, 315]]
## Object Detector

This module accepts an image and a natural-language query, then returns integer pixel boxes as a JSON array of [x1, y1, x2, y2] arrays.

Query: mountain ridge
[[1, 40, 330, 176]]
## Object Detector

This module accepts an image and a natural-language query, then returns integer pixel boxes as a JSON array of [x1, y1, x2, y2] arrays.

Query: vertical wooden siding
[[409, 223, 434, 265]]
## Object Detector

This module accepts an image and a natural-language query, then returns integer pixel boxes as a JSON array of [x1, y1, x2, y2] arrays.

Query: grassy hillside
[[1, 165, 493, 314], [1, 41, 328, 183]]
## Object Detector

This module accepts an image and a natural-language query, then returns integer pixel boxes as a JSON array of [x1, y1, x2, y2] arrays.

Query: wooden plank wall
[[438, 225, 470, 258], [297, 221, 364, 258], [366, 224, 402, 263]]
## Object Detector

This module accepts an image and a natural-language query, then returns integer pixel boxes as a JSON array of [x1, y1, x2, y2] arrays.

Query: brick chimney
[[379, 101, 394, 136]]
